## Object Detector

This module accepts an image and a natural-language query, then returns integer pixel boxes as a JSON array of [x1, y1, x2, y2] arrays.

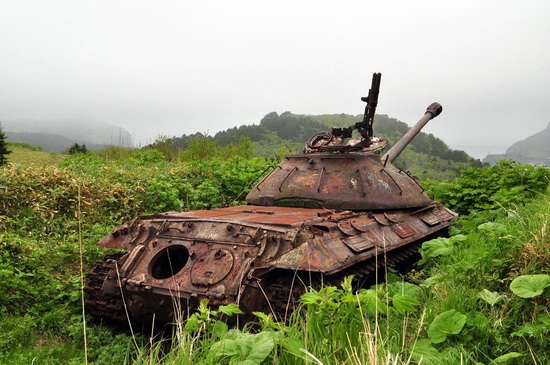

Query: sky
[[1, 1, 549, 158]]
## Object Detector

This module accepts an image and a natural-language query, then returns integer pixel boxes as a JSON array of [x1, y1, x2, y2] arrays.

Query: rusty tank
[[85, 73, 457, 324]]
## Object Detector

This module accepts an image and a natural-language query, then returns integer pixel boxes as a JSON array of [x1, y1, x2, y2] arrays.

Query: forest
[[0, 120, 548, 364]]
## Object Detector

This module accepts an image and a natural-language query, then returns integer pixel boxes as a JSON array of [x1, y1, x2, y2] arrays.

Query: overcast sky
[[1, 1, 549, 158]]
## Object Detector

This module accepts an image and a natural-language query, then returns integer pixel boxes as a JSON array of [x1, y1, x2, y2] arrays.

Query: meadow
[[0, 145, 548, 364]]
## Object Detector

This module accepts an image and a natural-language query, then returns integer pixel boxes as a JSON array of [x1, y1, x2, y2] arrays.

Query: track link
[[84, 254, 127, 323]]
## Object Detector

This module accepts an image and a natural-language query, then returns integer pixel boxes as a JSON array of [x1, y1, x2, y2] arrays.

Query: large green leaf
[[409, 339, 444, 365], [509, 274, 550, 298], [428, 309, 467, 344], [239, 331, 276, 365], [210, 320, 229, 340], [210, 331, 276, 365], [419, 235, 466, 264], [419, 237, 454, 260], [392, 294, 419, 314], [210, 338, 240, 358], [357, 288, 388, 315], [490, 352, 524, 364], [477, 222, 507, 235], [466, 311, 489, 330]]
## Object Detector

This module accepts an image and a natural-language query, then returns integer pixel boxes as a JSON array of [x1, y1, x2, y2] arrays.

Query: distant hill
[[1, 119, 133, 152], [483, 122, 550, 165], [172, 111, 477, 162], [5, 131, 111, 152], [167, 111, 483, 180]]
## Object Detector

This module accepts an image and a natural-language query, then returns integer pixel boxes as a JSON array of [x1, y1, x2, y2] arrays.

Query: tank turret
[[85, 73, 457, 325], [246, 73, 442, 211]]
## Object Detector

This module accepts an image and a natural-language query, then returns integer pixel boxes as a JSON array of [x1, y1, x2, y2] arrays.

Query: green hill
[[5, 143, 67, 166], [169, 111, 483, 180]]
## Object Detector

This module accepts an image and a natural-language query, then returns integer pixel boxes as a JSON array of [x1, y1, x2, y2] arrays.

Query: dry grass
[[7, 145, 67, 167]]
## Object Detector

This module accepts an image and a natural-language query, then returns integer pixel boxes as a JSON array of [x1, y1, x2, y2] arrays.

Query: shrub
[[425, 161, 549, 215]]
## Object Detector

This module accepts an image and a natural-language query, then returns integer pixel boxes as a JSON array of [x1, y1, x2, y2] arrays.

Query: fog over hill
[[2, 119, 133, 152], [483, 122, 550, 165]]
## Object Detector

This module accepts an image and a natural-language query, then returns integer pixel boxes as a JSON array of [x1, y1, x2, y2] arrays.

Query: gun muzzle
[[381, 102, 442, 164]]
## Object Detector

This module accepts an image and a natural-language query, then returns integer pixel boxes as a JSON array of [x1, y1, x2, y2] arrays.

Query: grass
[[124, 193, 549, 364], [6, 143, 67, 166], [0, 152, 547, 364]]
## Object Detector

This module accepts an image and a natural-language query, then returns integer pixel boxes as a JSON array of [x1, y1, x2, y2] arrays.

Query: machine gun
[[357, 72, 381, 140], [329, 72, 381, 145], [304, 72, 387, 152]]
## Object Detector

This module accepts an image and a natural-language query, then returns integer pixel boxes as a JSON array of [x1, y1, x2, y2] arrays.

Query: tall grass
[[0, 150, 547, 364], [126, 192, 549, 365], [5, 143, 66, 166]]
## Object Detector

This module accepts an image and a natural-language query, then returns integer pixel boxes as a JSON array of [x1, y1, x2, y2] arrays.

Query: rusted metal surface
[[86, 203, 456, 322], [382, 102, 442, 163], [85, 72, 458, 324], [245, 153, 432, 210]]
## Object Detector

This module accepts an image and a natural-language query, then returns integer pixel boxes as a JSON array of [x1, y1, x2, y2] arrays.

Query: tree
[[0, 127, 11, 166], [182, 135, 221, 161], [68, 143, 88, 155]]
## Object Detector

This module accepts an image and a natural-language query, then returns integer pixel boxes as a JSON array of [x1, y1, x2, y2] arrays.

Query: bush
[[425, 161, 549, 215]]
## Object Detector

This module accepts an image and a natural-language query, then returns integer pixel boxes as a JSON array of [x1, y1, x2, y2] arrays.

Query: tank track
[[84, 254, 128, 323], [261, 241, 423, 321]]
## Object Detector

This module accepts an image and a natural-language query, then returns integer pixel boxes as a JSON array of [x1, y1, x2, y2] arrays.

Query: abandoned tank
[[85, 73, 457, 324]]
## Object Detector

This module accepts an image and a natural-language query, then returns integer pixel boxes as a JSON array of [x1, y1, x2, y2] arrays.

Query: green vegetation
[[0, 140, 548, 364], [0, 128, 11, 166], [4, 142, 66, 166], [166, 112, 483, 180], [425, 160, 550, 215], [67, 143, 88, 155]]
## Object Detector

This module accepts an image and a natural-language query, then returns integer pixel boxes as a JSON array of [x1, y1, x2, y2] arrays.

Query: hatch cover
[[190, 249, 234, 286]]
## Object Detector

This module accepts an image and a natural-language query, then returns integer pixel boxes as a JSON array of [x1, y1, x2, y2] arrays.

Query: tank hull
[[85, 203, 456, 323]]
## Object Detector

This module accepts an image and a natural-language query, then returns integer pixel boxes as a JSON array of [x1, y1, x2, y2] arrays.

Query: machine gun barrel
[[381, 102, 442, 164], [357, 72, 381, 139], [330, 73, 381, 142]]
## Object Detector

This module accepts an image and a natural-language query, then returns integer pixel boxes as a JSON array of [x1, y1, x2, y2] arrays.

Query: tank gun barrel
[[381, 102, 442, 164]]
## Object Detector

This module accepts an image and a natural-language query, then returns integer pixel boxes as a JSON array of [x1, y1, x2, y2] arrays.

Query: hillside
[[174, 111, 478, 161], [483, 122, 550, 165], [5, 143, 67, 166], [168, 111, 484, 180], [2, 119, 133, 152]]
